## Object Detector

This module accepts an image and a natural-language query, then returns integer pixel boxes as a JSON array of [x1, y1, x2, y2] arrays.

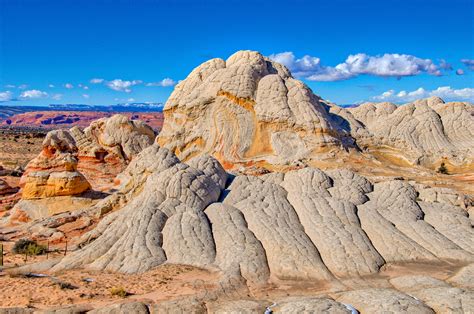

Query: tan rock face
[[20, 130, 91, 199], [19, 115, 156, 198], [157, 50, 344, 169]]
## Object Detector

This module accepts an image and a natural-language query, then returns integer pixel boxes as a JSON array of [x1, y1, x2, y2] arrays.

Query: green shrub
[[437, 162, 449, 175], [12, 239, 47, 256]]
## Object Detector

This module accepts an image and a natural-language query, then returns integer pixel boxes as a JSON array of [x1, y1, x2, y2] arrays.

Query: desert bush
[[110, 286, 128, 298], [12, 239, 47, 256]]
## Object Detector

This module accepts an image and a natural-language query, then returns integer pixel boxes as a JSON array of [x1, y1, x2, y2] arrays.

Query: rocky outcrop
[[157, 50, 473, 174], [19, 115, 155, 196], [157, 50, 345, 169], [347, 96, 474, 170], [20, 130, 91, 199], [41, 145, 472, 282], [71, 114, 156, 188]]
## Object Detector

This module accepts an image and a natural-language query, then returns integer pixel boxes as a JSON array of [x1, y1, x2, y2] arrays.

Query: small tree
[[437, 162, 449, 175]]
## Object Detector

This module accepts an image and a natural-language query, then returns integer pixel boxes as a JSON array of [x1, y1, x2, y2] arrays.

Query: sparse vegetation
[[12, 239, 47, 256], [109, 286, 128, 298], [437, 162, 449, 175]]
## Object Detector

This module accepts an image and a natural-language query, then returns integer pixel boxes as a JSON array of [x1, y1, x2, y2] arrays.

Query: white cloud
[[83, 85, 89, 90], [19, 89, 48, 99], [456, 69, 465, 75], [146, 78, 177, 87], [4, 84, 16, 89], [64, 83, 74, 89], [268, 52, 442, 81], [461, 59, 474, 70], [373, 86, 474, 103], [48, 84, 55, 88], [127, 98, 135, 102], [0, 91, 13, 102], [18, 84, 28, 90], [82, 94, 90, 99], [106, 79, 142, 92], [90, 78, 104, 84], [51, 94, 62, 100]]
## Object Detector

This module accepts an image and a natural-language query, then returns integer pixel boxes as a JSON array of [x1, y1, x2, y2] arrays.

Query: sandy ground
[[1, 236, 466, 311], [0, 129, 44, 169]]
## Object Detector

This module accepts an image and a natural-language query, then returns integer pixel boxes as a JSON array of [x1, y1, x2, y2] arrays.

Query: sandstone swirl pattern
[[19, 114, 155, 198], [157, 50, 343, 167]]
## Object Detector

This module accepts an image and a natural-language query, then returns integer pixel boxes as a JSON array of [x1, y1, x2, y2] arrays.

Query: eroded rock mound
[[20, 129, 91, 199], [44, 144, 473, 286], [347, 96, 474, 169], [157, 50, 345, 169], [157, 50, 474, 175], [20, 114, 155, 195]]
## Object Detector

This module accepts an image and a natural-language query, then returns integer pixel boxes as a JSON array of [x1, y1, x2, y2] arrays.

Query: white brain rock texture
[[157, 50, 344, 167], [157, 50, 474, 172], [48, 144, 473, 282]]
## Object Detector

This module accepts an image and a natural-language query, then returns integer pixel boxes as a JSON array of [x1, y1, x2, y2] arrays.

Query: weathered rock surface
[[157, 50, 473, 174], [19, 114, 155, 197], [37, 144, 472, 289], [20, 129, 91, 199], [348, 97, 474, 169], [336, 288, 435, 313], [6, 51, 474, 312], [390, 275, 474, 313], [157, 50, 344, 168]]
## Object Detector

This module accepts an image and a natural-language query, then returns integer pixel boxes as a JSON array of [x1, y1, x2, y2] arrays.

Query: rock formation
[[71, 114, 156, 188], [157, 50, 474, 174], [43, 144, 473, 279], [347, 97, 474, 170], [5, 51, 474, 312], [157, 51, 345, 169], [19, 114, 155, 195], [20, 129, 91, 199]]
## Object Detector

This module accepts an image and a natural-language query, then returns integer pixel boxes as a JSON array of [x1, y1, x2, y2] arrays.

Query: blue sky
[[0, 0, 473, 107]]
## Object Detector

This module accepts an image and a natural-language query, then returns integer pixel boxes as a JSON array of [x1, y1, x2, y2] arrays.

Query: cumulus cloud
[[82, 94, 90, 99], [106, 79, 142, 92], [456, 69, 465, 75], [48, 84, 55, 88], [90, 78, 104, 84], [373, 86, 474, 103], [461, 59, 474, 70], [0, 91, 13, 102], [19, 89, 48, 99], [145, 78, 177, 87], [51, 94, 62, 100], [268, 52, 443, 81], [18, 84, 28, 90], [439, 59, 452, 71], [4, 84, 16, 89], [64, 83, 74, 89]]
